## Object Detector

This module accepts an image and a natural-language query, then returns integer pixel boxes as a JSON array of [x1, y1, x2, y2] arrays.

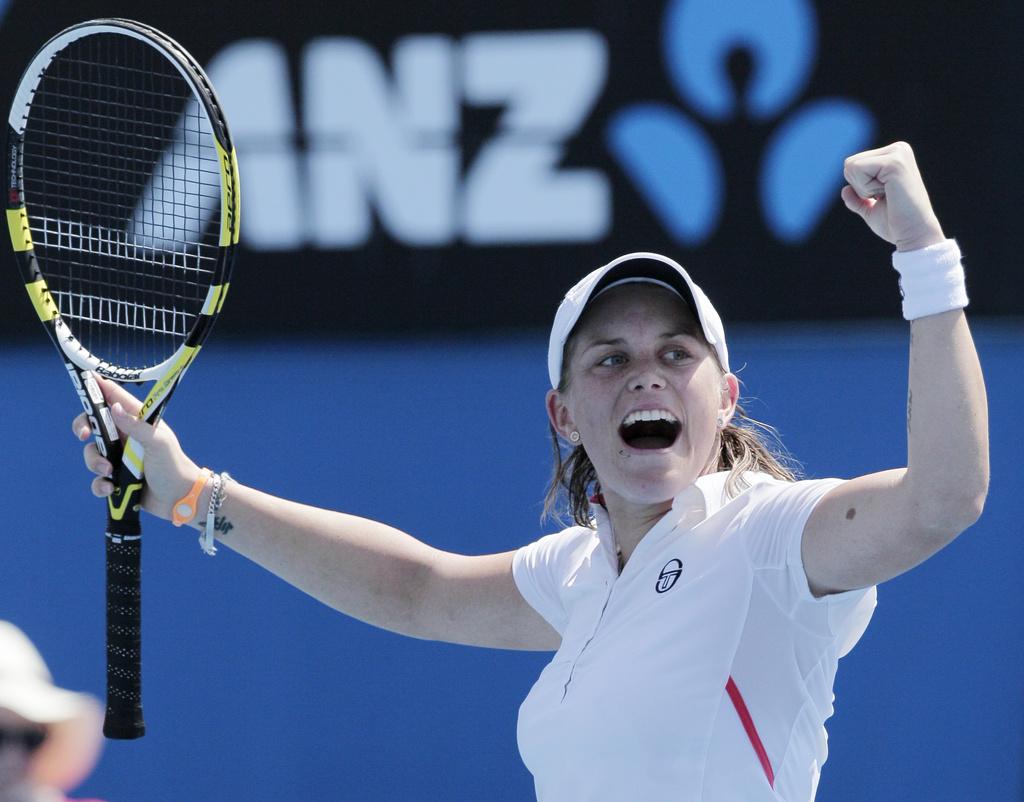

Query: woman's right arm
[[76, 378, 561, 652]]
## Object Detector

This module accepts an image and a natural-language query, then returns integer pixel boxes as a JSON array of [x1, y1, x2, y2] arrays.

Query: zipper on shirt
[[560, 577, 617, 701], [558, 516, 684, 702]]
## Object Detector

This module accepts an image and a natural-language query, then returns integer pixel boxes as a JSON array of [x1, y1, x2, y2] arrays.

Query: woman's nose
[[628, 363, 666, 391]]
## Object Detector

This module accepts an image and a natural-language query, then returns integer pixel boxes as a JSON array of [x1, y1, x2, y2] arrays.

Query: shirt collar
[[690, 469, 775, 518], [590, 470, 775, 530], [689, 470, 729, 518], [587, 471, 772, 574]]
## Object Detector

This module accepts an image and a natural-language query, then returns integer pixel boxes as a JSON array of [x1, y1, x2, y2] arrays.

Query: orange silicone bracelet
[[172, 468, 212, 527]]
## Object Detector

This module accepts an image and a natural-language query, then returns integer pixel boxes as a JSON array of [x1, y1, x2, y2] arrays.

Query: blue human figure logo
[[608, 0, 875, 245]]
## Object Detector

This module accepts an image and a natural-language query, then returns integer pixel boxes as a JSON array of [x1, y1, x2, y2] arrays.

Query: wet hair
[[542, 306, 799, 527]]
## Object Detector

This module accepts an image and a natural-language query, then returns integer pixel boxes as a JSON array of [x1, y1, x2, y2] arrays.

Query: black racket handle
[[70, 369, 146, 739], [104, 501, 144, 739], [99, 429, 146, 737]]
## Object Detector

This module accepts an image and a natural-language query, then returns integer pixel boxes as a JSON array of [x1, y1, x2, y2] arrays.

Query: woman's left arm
[[801, 142, 989, 597]]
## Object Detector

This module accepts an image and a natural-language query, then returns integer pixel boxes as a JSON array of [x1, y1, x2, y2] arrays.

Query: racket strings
[[21, 32, 223, 370], [25, 180, 220, 216], [55, 292, 192, 339], [33, 217, 216, 306], [29, 214, 219, 270]]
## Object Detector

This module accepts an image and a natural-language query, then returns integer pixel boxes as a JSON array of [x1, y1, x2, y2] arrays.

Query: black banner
[[2, 0, 1019, 339]]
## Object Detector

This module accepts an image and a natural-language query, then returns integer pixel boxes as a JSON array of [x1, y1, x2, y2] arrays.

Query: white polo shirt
[[512, 471, 876, 802]]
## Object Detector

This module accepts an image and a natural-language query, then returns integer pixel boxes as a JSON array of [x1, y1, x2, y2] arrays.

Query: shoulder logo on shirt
[[656, 559, 684, 593]]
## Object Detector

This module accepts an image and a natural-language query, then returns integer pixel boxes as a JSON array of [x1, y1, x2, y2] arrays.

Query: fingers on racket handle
[[104, 514, 145, 739]]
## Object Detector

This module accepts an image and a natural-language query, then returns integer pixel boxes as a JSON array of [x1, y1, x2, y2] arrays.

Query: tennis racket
[[5, 19, 240, 739]]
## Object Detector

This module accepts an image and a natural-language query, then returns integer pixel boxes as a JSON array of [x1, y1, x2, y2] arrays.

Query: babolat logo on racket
[[656, 558, 684, 593], [95, 362, 143, 382], [94, 364, 143, 385]]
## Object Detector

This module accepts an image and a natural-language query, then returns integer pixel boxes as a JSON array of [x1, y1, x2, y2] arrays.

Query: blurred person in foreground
[[75, 142, 987, 800], [0, 622, 104, 802]]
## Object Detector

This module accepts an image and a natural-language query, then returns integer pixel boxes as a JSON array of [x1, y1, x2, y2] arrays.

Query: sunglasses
[[0, 727, 47, 752]]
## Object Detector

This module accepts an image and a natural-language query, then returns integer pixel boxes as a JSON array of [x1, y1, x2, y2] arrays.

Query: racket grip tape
[[104, 513, 145, 739]]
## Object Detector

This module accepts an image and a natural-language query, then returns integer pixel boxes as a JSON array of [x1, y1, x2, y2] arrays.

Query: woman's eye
[[598, 353, 626, 367], [664, 349, 690, 362]]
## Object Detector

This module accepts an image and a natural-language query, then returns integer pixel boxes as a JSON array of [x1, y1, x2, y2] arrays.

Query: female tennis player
[[75, 141, 988, 800]]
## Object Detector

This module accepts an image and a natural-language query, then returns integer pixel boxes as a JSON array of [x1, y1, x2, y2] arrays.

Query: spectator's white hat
[[0, 621, 103, 791]]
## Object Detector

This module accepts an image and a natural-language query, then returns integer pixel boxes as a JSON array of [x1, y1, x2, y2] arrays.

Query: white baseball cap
[[548, 252, 729, 388], [0, 621, 103, 791]]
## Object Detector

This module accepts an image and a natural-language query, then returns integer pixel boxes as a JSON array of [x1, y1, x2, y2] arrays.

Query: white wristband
[[892, 238, 968, 321]]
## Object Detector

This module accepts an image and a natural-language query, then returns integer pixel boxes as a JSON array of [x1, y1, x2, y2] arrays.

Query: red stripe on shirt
[[725, 675, 775, 789]]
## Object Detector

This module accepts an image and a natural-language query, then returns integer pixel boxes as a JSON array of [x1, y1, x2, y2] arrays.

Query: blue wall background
[[1, 321, 1021, 801]]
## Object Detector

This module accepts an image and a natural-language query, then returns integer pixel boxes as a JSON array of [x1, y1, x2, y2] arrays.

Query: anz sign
[[207, 0, 874, 251], [208, 31, 609, 249]]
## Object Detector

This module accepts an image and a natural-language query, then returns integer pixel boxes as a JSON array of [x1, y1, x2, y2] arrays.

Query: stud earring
[[716, 415, 725, 429], [569, 430, 581, 444]]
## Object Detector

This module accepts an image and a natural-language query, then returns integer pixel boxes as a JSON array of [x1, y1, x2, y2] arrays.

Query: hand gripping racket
[[5, 19, 240, 739]]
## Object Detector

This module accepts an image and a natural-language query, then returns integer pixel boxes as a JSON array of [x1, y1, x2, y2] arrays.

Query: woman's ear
[[546, 388, 576, 440], [720, 373, 739, 426]]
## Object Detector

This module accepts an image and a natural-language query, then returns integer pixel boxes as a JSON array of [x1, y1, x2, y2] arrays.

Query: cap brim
[[589, 257, 701, 319]]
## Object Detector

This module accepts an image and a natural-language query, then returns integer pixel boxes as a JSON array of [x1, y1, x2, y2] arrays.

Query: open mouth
[[618, 409, 681, 450]]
